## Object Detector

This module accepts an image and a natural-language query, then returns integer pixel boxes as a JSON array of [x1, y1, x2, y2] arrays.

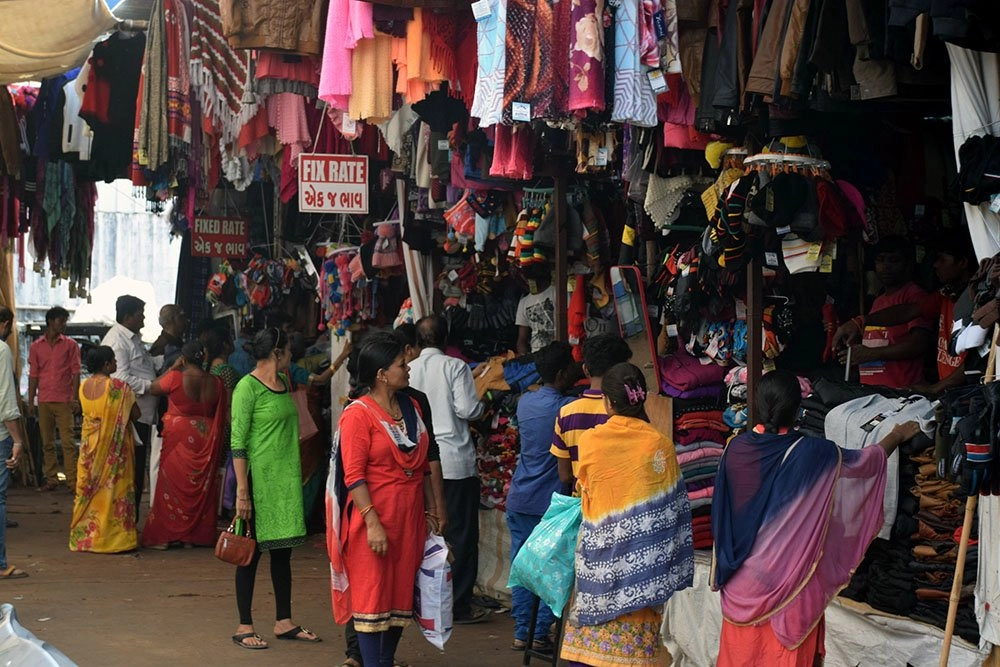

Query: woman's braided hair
[[754, 370, 801, 433]]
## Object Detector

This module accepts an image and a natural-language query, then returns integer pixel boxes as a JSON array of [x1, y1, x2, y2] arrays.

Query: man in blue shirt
[[506, 341, 578, 653]]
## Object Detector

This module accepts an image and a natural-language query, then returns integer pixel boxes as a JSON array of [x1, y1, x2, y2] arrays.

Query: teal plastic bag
[[507, 493, 582, 617]]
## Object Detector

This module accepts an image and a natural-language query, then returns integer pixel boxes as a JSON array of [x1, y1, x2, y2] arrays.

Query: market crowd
[[0, 290, 921, 667]]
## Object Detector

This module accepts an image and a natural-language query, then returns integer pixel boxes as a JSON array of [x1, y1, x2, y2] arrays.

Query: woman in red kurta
[[142, 341, 226, 549], [338, 332, 434, 667]]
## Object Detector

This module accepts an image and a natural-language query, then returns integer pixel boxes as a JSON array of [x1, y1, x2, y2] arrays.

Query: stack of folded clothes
[[906, 443, 979, 643], [673, 389, 730, 551]]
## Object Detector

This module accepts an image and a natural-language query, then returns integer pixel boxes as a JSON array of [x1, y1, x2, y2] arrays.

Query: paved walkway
[[3, 486, 519, 666]]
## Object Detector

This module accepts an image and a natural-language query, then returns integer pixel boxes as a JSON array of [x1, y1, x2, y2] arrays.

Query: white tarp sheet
[[662, 552, 989, 667], [0, 0, 117, 84]]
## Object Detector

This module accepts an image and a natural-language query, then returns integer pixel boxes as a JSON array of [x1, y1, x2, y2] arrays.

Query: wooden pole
[[553, 164, 568, 343], [939, 494, 977, 667], [745, 259, 763, 416]]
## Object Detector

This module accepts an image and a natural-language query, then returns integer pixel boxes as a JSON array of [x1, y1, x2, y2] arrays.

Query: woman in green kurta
[[229, 327, 321, 650]]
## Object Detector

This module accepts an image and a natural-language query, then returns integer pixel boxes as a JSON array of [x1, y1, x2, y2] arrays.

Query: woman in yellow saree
[[69, 346, 140, 553]]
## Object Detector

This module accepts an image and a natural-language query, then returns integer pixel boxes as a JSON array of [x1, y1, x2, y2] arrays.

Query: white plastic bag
[[413, 534, 453, 650]]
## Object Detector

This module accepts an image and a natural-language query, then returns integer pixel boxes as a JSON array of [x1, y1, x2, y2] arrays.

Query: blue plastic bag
[[507, 493, 582, 617]]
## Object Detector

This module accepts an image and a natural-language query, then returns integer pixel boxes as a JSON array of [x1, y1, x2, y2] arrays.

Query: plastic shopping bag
[[414, 534, 453, 650], [508, 493, 582, 617]]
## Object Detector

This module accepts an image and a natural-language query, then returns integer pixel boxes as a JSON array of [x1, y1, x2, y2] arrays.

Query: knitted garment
[[318, 0, 354, 110], [349, 35, 394, 122], [502, 0, 554, 123], [267, 93, 310, 166], [136, 0, 169, 173], [190, 0, 258, 160], [393, 9, 448, 104]]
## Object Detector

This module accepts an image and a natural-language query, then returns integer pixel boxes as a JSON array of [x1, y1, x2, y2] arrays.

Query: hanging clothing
[[337, 395, 429, 632], [611, 0, 657, 127], [79, 32, 146, 181], [141, 372, 227, 547], [503, 0, 555, 122], [568, 0, 606, 112], [948, 44, 1000, 260], [69, 378, 138, 554], [348, 35, 392, 123], [712, 430, 887, 651], [218, 0, 325, 55], [319, 0, 355, 110]]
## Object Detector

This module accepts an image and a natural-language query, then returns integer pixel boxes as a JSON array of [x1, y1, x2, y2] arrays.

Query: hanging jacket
[[219, 0, 326, 55], [930, 0, 1000, 53]]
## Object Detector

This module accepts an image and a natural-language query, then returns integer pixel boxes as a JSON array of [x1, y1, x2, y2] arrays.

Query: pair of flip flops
[[232, 626, 320, 650]]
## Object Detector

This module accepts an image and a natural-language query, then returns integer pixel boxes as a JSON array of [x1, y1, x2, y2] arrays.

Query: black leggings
[[235, 547, 292, 626]]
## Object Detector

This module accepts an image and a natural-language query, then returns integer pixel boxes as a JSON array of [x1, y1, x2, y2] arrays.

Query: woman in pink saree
[[711, 371, 920, 666]]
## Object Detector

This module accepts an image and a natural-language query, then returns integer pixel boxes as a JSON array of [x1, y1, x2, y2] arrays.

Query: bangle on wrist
[[359, 503, 375, 517]]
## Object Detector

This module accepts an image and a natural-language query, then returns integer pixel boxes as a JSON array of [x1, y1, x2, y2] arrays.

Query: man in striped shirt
[[549, 334, 632, 491]]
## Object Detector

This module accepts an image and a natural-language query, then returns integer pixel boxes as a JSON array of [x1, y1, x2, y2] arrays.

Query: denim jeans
[[0, 436, 13, 570], [507, 510, 554, 642]]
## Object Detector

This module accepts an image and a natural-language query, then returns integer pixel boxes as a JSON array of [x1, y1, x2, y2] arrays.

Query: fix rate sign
[[298, 153, 369, 214]]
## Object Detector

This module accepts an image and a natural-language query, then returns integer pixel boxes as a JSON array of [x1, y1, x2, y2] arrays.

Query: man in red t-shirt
[[835, 236, 975, 393], [836, 237, 933, 389]]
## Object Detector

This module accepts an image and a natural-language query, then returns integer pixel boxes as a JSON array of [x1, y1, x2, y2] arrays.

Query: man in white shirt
[[0, 307, 28, 579], [515, 269, 556, 355], [407, 315, 487, 623], [101, 295, 156, 521]]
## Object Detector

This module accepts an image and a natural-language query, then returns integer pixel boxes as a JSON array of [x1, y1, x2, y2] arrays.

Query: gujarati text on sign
[[191, 217, 248, 258], [298, 153, 369, 214]]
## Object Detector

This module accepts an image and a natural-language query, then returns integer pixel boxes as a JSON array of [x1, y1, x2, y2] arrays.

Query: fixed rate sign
[[191, 217, 248, 257], [298, 153, 369, 214]]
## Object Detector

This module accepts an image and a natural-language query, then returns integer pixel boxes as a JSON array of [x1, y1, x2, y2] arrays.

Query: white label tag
[[666, 323, 678, 337], [471, 0, 492, 20], [512, 102, 531, 122], [915, 204, 926, 217], [596, 148, 609, 166], [342, 113, 357, 135], [447, 269, 459, 282], [735, 300, 747, 320], [776, 225, 791, 235], [646, 69, 668, 94], [437, 139, 450, 151], [991, 194, 1000, 213], [765, 252, 779, 267]]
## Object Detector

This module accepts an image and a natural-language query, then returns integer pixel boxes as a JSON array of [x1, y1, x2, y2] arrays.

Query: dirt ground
[[2, 486, 523, 667]]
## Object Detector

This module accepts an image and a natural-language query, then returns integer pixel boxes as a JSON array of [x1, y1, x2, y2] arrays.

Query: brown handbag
[[215, 519, 256, 567]]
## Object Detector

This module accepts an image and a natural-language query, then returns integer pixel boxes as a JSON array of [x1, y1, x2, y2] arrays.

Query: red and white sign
[[191, 217, 249, 258], [298, 153, 369, 214]]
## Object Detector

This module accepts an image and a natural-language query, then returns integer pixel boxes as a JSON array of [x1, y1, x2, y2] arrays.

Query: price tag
[[735, 300, 747, 320], [666, 323, 679, 337], [653, 10, 667, 39], [820, 253, 834, 273], [776, 225, 791, 235], [991, 194, 1000, 213], [512, 102, 531, 122], [915, 203, 926, 217], [647, 69, 668, 94], [448, 269, 460, 282], [471, 0, 492, 20], [765, 252, 779, 267], [342, 113, 357, 135], [763, 359, 776, 373], [806, 242, 823, 261], [596, 147, 609, 166], [437, 139, 450, 151]]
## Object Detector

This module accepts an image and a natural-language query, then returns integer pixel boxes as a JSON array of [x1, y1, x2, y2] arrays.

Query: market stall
[[2, 0, 1000, 663]]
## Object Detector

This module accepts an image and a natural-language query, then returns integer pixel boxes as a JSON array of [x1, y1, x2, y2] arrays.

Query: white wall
[[14, 179, 181, 331]]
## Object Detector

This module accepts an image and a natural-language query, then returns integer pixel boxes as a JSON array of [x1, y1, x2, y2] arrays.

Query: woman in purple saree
[[711, 371, 920, 666]]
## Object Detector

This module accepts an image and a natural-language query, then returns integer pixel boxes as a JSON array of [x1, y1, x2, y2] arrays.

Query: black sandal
[[232, 632, 268, 650], [275, 625, 322, 642]]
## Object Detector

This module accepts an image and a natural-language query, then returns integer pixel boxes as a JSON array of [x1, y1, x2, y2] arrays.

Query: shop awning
[[0, 0, 118, 85]]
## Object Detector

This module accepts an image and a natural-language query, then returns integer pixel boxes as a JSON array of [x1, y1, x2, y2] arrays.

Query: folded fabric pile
[[659, 351, 728, 399], [673, 390, 729, 551], [905, 441, 979, 643]]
